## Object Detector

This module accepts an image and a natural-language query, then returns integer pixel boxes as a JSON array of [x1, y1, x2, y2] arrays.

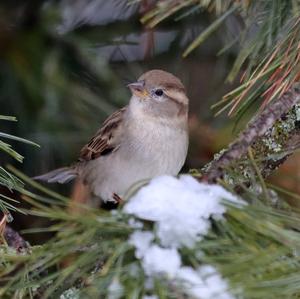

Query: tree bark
[[201, 84, 300, 185]]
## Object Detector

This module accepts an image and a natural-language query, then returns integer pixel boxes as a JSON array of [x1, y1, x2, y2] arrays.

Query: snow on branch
[[125, 175, 241, 248], [124, 175, 240, 299]]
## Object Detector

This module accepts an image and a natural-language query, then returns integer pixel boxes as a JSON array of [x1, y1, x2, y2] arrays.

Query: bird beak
[[127, 80, 149, 98]]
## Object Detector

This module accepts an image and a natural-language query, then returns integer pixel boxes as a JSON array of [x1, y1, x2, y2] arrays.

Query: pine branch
[[218, 17, 300, 117], [137, 1, 300, 117], [202, 84, 300, 185]]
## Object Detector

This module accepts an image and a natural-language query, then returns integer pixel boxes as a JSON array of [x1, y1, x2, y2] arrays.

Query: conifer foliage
[[1, 1, 300, 298]]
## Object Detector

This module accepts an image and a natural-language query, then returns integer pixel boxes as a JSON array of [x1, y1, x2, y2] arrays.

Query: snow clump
[[124, 175, 240, 299], [124, 175, 241, 248]]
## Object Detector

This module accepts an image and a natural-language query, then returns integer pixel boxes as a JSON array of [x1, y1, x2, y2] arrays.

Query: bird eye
[[154, 89, 164, 96]]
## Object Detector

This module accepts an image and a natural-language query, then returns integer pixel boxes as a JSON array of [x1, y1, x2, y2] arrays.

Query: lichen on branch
[[202, 84, 300, 185]]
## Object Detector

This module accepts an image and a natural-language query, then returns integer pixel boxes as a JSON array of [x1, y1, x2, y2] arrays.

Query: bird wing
[[79, 107, 127, 161]]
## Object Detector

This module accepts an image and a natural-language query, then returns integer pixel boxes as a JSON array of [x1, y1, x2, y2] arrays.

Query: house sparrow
[[35, 69, 189, 204]]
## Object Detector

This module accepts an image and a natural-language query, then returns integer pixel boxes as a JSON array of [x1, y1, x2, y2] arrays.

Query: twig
[[202, 84, 300, 183]]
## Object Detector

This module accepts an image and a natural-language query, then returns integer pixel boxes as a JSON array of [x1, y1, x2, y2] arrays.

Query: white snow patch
[[177, 265, 235, 299], [130, 232, 181, 278], [128, 218, 143, 229], [107, 277, 124, 299], [142, 245, 181, 278], [124, 175, 240, 248], [124, 175, 237, 299], [129, 231, 154, 259], [129, 241, 234, 298]]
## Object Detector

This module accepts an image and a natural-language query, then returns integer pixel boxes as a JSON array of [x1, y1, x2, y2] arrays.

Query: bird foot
[[112, 193, 123, 204], [100, 193, 123, 210]]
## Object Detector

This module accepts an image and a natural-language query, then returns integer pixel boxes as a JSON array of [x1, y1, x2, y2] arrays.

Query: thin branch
[[202, 84, 300, 183]]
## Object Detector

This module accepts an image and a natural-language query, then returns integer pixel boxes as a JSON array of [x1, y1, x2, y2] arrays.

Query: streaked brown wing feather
[[79, 107, 127, 161]]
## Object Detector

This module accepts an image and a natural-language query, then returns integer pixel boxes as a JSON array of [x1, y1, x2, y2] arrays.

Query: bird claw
[[112, 193, 123, 204], [100, 193, 123, 210]]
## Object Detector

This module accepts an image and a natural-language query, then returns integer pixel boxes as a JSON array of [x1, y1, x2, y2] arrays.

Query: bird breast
[[123, 115, 188, 176]]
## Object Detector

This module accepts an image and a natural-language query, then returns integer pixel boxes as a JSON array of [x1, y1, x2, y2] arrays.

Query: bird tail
[[33, 167, 78, 184]]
